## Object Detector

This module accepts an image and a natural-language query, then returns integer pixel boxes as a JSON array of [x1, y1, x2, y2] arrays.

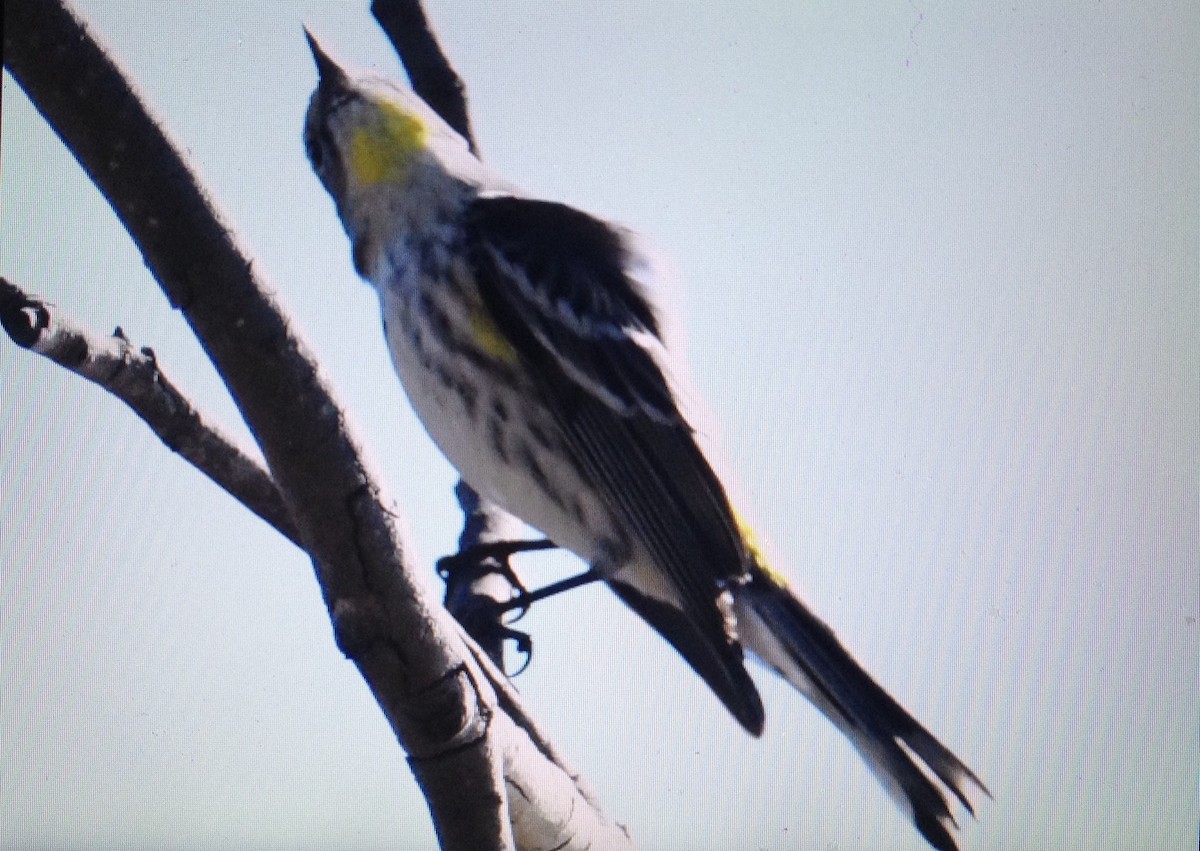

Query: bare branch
[[3, 1, 631, 848], [371, 0, 478, 155], [0, 282, 629, 848], [4, 1, 507, 848], [0, 276, 301, 548]]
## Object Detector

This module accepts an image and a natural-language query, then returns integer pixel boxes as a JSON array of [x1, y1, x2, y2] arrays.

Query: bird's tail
[[733, 563, 989, 851]]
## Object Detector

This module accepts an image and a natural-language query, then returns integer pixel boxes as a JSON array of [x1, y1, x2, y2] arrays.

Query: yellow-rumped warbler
[[303, 34, 986, 850]]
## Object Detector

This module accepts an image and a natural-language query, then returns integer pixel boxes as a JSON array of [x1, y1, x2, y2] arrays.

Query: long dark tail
[[734, 564, 989, 851]]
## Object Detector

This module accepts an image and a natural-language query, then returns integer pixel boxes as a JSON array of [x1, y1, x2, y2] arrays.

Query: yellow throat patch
[[348, 101, 429, 186]]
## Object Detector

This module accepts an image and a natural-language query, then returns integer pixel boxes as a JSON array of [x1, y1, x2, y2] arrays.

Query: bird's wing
[[465, 195, 764, 733], [467, 195, 673, 421]]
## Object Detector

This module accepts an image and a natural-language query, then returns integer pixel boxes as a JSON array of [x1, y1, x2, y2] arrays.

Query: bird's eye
[[305, 121, 344, 190], [304, 120, 348, 203], [305, 126, 329, 175]]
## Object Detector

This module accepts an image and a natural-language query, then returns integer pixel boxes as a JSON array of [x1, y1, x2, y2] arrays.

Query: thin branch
[[371, 0, 478, 155], [0, 276, 302, 548], [0, 282, 625, 844], [3, 1, 631, 848], [5, 2, 507, 848]]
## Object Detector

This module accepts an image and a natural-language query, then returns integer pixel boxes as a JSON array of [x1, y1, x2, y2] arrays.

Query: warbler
[[303, 33, 986, 850]]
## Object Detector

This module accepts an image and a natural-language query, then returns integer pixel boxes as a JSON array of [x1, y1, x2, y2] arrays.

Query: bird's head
[[303, 31, 445, 200], [303, 31, 489, 278]]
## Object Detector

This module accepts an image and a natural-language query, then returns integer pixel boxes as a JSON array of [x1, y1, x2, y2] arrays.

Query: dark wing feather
[[555, 386, 765, 734], [466, 196, 675, 422], [466, 195, 764, 732]]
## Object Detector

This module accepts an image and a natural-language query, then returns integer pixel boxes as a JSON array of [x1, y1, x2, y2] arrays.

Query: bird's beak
[[304, 28, 349, 88]]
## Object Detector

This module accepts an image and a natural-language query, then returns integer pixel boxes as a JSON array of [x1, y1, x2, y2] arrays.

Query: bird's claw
[[498, 624, 533, 676], [436, 537, 556, 591]]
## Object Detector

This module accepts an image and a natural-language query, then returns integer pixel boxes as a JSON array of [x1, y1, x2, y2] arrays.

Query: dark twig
[[371, 0, 478, 155], [3, 1, 632, 848]]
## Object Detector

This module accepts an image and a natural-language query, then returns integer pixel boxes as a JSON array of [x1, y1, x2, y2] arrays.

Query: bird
[[302, 32, 987, 850]]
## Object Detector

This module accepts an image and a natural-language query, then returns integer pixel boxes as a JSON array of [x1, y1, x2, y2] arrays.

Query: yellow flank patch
[[469, 303, 518, 363], [348, 101, 429, 186]]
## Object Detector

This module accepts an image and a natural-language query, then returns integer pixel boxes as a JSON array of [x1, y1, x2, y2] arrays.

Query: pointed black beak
[[304, 28, 348, 88]]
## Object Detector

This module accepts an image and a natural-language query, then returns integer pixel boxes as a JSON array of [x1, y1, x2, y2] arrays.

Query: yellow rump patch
[[735, 510, 789, 588]]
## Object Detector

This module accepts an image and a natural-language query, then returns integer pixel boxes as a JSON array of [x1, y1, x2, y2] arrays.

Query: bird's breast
[[377, 268, 618, 566]]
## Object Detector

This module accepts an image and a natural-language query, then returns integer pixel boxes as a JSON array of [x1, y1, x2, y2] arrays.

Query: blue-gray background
[[2, 2, 1196, 849]]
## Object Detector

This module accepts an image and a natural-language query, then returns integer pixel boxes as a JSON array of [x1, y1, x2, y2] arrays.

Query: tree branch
[[2, 1, 631, 848], [371, 0, 478, 156], [5, 5, 505, 846], [0, 276, 301, 548], [0, 279, 627, 849]]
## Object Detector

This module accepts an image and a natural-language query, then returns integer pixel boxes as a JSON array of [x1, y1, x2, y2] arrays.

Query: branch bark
[[2, 1, 631, 848], [372, 0, 478, 156], [0, 274, 628, 849], [0, 276, 301, 547]]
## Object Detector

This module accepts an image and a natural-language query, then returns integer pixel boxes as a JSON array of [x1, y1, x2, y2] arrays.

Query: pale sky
[[2, 2, 1197, 850]]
